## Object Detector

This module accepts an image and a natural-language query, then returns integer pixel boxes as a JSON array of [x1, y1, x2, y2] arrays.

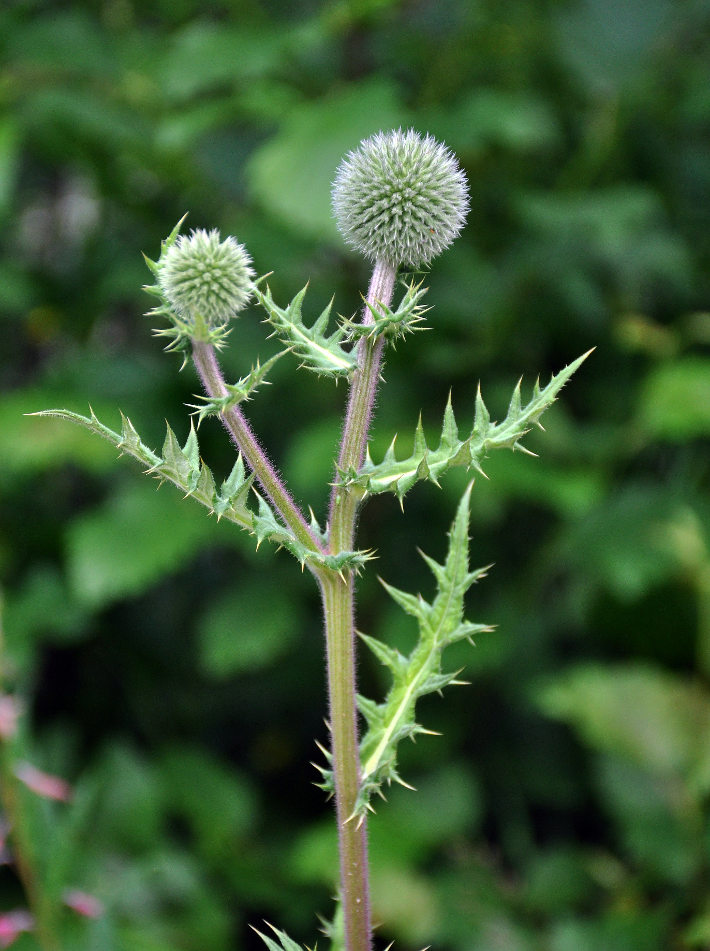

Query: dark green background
[[1, 0, 710, 948]]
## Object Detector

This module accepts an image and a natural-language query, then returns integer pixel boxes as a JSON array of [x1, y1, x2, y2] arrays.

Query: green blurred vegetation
[[1, 0, 709, 948]]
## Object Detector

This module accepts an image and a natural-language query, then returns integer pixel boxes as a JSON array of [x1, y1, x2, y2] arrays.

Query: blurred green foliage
[[1, 0, 709, 948]]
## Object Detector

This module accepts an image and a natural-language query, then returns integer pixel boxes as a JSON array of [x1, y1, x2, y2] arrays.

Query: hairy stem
[[329, 260, 397, 535], [191, 340, 323, 556], [322, 259, 397, 951]]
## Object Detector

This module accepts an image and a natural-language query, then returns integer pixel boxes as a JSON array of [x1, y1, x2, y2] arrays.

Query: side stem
[[321, 260, 397, 951], [191, 341, 323, 555]]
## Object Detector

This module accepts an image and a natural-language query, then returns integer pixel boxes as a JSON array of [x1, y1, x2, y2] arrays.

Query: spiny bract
[[332, 128, 469, 269]]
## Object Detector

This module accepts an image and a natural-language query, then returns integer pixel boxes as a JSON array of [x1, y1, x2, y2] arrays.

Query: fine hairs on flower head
[[332, 128, 469, 269], [158, 228, 255, 332]]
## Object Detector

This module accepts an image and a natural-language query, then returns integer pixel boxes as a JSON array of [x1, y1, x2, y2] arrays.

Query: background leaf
[[247, 79, 407, 239], [65, 481, 219, 608]]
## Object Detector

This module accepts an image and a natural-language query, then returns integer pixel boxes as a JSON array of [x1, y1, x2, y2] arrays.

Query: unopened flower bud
[[332, 129, 469, 269], [157, 229, 255, 337]]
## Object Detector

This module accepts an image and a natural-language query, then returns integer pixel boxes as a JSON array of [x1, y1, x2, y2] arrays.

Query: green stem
[[191, 341, 324, 556], [321, 259, 397, 951], [319, 572, 370, 951]]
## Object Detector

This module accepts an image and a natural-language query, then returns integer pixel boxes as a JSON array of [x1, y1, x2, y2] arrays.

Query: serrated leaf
[[356, 693, 384, 728], [358, 632, 407, 675], [251, 923, 306, 951], [31, 409, 323, 568], [254, 282, 357, 379], [220, 455, 250, 499], [32, 409, 254, 533], [345, 281, 431, 343], [349, 483, 492, 814], [183, 423, 200, 472], [161, 424, 192, 484], [195, 463, 217, 510], [378, 581, 422, 619], [347, 350, 593, 500], [253, 493, 296, 550], [189, 351, 286, 424]]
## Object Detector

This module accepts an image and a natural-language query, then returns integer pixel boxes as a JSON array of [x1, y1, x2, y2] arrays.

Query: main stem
[[321, 260, 397, 951]]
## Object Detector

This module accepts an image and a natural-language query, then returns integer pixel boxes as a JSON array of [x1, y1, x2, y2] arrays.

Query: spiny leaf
[[141, 214, 186, 281], [321, 483, 492, 816], [343, 349, 593, 500], [37, 408, 374, 576], [251, 492, 317, 565], [250, 492, 372, 574], [254, 282, 357, 379], [31, 409, 254, 529], [358, 632, 407, 676], [343, 280, 431, 344], [318, 899, 345, 951], [320, 548, 376, 576], [189, 351, 286, 425], [250, 923, 308, 951], [213, 456, 254, 520], [29, 409, 327, 568]]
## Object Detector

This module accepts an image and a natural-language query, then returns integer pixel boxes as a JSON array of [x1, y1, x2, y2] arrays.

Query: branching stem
[[196, 256, 398, 951]]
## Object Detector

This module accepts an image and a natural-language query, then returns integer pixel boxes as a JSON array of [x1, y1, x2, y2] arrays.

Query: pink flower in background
[[0, 697, 21, 741], [64, 889, 104, 919], [14, 762, 72, 802], [0, 910, 33, 947]]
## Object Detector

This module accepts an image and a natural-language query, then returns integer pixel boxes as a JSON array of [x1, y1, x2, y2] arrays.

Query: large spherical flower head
[[332, 129, 469, 269], [157, 228, 255, 335]]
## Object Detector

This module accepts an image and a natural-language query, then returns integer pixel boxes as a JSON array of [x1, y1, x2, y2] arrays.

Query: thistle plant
[[36, 129, 590, 951]]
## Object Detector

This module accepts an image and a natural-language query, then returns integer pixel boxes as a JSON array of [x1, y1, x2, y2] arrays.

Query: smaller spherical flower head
[[332, 129, 469, 269], [158, 228, 255, 335]]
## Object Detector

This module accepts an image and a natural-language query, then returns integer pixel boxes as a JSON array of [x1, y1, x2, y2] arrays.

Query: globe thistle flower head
[[157, 228, 255, 338], [332, 129, 469, 269]]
